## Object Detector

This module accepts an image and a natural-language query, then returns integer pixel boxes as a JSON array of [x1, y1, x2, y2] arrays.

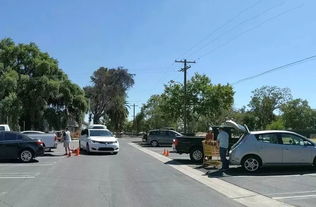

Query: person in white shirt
[[63, 128, 72, 156], [217, 127, 229, 170]]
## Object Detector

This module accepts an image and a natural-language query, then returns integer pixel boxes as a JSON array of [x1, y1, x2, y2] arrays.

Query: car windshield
[[90, 130, 112, 137]]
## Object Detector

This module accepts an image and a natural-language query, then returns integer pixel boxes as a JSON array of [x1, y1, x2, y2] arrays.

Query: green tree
[[0, 38, 88, 130], [248, 86, 292, 130], [138, 73, 234, 133], [280, 99, 315, 130], [84, 67, 134, 131], [266, 118, 285, 130], [161, 73, 234, 132]]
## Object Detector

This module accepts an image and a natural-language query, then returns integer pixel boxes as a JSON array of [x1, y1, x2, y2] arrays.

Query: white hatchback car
[[226, 120, 316, 172], [79, 129, 119, 154]]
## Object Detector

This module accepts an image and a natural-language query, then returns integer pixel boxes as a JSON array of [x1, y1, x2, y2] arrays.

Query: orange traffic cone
[[165, 150, 169, 157], [75, 148, 80, 156], [162, 149, 166, 155]]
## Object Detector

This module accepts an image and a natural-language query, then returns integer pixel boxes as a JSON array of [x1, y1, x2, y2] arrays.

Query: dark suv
[[0, 131, 44, 162], [143, 129, 182, 147]]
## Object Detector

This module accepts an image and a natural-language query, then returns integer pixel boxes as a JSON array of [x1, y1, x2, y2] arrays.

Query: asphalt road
[[0, 138, 243, 207], [140, 139, 316, 207]]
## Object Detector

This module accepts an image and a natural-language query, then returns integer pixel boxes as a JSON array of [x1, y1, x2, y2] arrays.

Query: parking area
[[133, 138, 316, 207], [0, 142, 73, 198]]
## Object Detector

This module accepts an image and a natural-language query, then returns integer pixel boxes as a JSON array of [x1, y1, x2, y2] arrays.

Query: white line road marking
[[0, 176, 35, 179], [129, 142, 293, 207], [273, 194, 316, 200], [267, 190, 316, 196], [0, 172, 40, 176], [0, 163, 55, 167]]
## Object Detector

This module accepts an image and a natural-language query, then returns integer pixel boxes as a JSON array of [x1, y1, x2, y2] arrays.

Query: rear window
[[91, 126, 105, 129], [149, 131, 159, 135], [89, 130, 112, 137]]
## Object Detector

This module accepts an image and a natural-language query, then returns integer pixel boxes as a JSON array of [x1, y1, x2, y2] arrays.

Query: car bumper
[[89, 143, 120, 153]]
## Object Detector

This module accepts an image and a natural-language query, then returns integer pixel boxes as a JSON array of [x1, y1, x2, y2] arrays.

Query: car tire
[[19, 149, 34, 163], [151, 140, 159, 147], [86, 143, 90, 154], [242, 155, 262, 173], [313, 157, 316, 167], [190, 147, 203, 163]]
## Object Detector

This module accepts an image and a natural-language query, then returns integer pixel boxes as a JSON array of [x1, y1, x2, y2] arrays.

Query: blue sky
[[1, 0, 316, 119]]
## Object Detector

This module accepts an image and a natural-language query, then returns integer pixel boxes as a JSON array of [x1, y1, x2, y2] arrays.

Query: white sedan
[[79, 129, 119, 154]]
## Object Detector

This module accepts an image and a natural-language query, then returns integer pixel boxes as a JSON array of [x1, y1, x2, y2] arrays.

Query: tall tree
[[248, 86, 292, 130], [0, 38, 88, 130], [84, 67, 134, 131], [280, 99, 316, 130], [137, 73, 234, 133]]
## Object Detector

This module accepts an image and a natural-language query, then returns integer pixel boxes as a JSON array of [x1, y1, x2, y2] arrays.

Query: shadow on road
[[132, 141, 173, 148], [79, 150, 115, 156], [206, 166, 316, 178], [0, 159, 39, 163], [41, 153, 64, 157]]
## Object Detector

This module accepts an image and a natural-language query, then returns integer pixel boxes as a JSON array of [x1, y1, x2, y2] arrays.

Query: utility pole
[[175, 59, 196, 134], [132, 104, 138, 134]]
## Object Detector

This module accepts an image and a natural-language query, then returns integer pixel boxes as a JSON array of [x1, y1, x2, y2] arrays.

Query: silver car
[[226, 120, 316, 172], [143, 129, 182, 147]]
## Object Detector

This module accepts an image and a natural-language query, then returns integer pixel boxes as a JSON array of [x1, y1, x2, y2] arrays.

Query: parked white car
[[88, 124, 107, 129], [0, 124, 10, 131], [21, 131, 58, 151], [226, 120, 316, 172], [79, 129, 119, 154]]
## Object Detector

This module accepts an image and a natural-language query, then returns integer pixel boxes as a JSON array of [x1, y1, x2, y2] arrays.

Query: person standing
[[217, 127, 229, 170], [63, 127, 72, 156], [205, 127, 214, 144]]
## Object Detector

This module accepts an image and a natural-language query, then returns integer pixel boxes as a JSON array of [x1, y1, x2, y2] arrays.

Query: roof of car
[[251, 130, 302, 135], [88, 128, 110, 131], [21, 131, 45, 134]]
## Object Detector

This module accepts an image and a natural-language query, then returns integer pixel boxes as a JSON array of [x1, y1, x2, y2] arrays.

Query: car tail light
[[173, 138, 179, 146], [36, 140, 44, 145]]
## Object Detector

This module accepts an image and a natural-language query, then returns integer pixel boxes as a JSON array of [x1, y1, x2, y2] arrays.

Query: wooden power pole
[[175, 59, 196, 134]]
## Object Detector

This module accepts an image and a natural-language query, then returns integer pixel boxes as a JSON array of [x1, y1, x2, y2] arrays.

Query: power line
[[185, 1, 284, 59], [232, 55, 316, 85], [197, 3, 303, 60], [178, 0, 263, 59]]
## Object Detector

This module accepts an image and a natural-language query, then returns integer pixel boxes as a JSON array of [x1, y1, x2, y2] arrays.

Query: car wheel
[[151, 140, 159, 147], [313, 157, 316, 167], [190, 147, 203, 163], [86, 143, 90, 154], [242, 155, 261, 172], [20, 149, 34, 163]]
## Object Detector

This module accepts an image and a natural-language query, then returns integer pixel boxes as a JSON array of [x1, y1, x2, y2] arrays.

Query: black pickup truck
[[173, 127, 240, 163]]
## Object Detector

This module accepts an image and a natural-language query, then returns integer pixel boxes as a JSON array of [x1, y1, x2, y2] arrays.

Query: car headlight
[[91, 140, 97, 144]]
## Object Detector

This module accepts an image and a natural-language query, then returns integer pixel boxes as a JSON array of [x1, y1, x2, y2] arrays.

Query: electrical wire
[[232, 55, 316, 85], [196, 3, 303, 60], [178, 0, 262, 59], [185, 1, 285, 59]]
